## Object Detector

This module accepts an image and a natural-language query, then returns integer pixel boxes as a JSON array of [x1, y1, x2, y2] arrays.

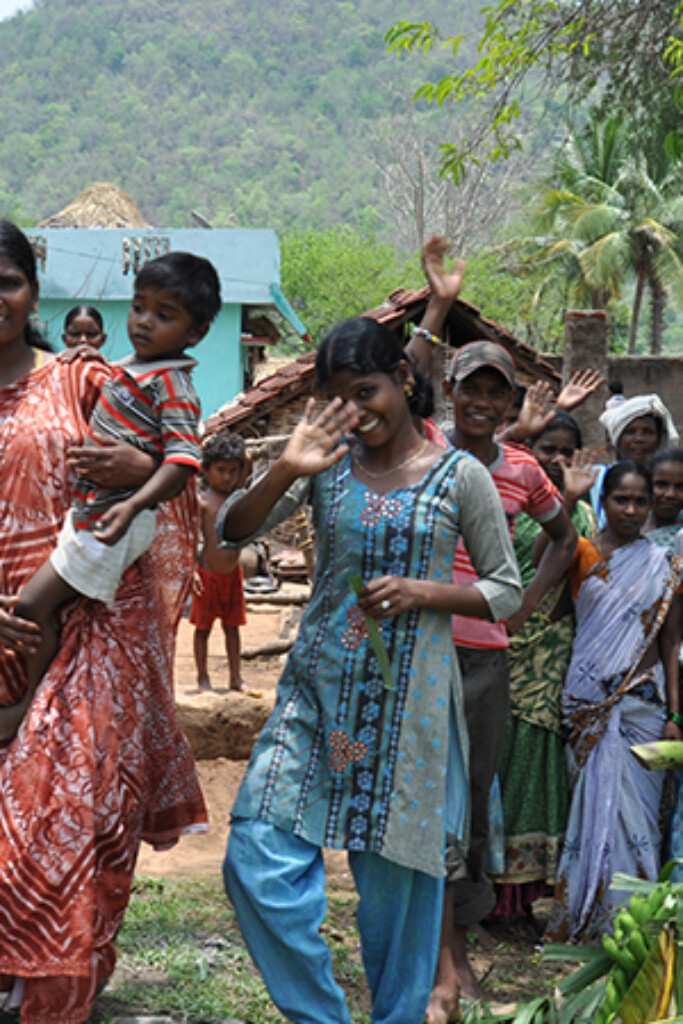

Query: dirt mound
[[172, 602, 287, 758]]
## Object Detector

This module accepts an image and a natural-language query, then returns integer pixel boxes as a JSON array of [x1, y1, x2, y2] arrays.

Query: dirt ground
[[136, 594, 354, 887]]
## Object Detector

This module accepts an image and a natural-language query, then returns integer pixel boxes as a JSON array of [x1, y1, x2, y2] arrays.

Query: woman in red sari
[[0, 220, 207, 1024]]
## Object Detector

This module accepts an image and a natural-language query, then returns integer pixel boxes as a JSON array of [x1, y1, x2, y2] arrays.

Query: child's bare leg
[[193, 628, 212, 691], [0, 562, 78, 742], [223, 624, 245, 692], [15, 562, 77, 688]]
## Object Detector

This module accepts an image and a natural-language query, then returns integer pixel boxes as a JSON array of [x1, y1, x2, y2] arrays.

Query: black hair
[[608, 379, 624, 396], [531, 411, 583, 450], [410, 368, 435, 419], [650, 448, 683, 473], [201, 430, 246, 472], [0, 219, 51, 352], [602, 459, 652, 500], [64, 304, 104, 332], [315, 317, 433, 418], [134, 251, 221, 326]]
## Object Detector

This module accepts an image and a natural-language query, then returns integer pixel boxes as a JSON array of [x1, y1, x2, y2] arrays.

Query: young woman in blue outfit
[[218, 317, 522, 1024]]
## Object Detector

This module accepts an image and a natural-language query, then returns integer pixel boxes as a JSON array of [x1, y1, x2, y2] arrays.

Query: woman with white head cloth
[[589, 394, 679, 526]]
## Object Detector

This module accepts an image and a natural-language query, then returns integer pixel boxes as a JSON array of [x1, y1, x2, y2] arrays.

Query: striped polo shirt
[[72, 354, 201, 530], [452, 442, 561, 648]]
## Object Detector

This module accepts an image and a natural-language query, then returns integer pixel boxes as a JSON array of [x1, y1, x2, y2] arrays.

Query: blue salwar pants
[[224, 818, 443, 1024]]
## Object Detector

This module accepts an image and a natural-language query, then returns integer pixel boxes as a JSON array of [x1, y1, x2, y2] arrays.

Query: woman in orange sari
[[0, 220, 207, 1024]]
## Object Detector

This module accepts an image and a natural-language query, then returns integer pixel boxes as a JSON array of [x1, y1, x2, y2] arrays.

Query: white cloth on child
[[50, 507, 156, 606]]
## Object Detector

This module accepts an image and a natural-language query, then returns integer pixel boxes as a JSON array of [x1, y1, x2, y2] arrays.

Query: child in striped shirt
[[8, 251, 221, 737]]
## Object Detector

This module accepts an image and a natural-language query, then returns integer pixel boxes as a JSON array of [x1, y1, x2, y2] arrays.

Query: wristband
[[411, 325, 443, 346], [669, 711, 683, 728]]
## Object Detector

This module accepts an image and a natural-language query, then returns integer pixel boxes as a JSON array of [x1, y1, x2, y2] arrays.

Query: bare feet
[[452, 925, 486, 1002], [452, 957, 485, 1002], [229, 677, 247, 692], [426, 981, 461, 1024], [428, 890, 462, 1024], [197, 674, 212, 692]]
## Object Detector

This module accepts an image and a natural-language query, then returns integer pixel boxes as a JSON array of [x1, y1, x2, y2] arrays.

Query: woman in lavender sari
[[547, 462, 682, 943]]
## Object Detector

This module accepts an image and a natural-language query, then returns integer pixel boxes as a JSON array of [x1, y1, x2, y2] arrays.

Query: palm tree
[[510, 115, 683, 353], [575, 156, 683, 353]]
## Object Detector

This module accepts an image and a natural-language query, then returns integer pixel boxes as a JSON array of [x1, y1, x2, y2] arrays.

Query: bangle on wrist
[[411, 325, 443, 346], [669, 711, 683, 727]]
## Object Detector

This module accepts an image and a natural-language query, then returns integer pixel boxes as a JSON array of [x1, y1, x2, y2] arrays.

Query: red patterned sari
[[0, 356, 207, 1023]]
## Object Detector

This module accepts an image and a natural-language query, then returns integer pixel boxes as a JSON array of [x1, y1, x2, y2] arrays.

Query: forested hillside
[[0, 0, 523, 237], [4, 0, 681, 352]]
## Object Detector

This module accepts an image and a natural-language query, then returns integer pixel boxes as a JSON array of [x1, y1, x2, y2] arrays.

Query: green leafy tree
[[458, 249, 565, 350], [386, 1, 683, 182], [280, 227, 421, 345]]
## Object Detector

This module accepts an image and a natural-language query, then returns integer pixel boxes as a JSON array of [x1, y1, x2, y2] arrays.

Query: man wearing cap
[[407, 238, 577, 1020]]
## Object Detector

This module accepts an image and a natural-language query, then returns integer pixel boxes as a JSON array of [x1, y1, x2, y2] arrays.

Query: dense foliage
[[280, 228, 423, 344], [387, 1, 683, 182], [0, 0, 491, 235]]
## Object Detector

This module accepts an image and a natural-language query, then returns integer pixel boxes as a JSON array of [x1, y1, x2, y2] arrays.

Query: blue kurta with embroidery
[[220, 450, 521, 878]]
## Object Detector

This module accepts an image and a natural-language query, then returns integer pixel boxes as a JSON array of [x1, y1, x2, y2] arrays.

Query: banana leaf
[[614, 924, 675, 1024], [557, 984, 605, 1024], [630, 741, 683, 771], [675, 888, 683, 1011], [463, 996, 551, 1024], [556, 956, 611, 996], [463, 871, 681, 1024], [348, 575, 395, 690], [658, 861, 683, 884]]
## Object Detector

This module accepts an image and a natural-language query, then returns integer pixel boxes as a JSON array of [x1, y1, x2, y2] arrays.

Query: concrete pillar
[[563, 310, 609, 456]]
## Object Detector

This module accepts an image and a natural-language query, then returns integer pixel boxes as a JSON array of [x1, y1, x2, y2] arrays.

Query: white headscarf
[[599, 394, 679, 450]]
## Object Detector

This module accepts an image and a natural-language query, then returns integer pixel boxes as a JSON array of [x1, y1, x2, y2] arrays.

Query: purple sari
[[546, 538, 681, 942]]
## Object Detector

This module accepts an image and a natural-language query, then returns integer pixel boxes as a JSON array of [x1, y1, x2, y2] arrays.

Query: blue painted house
[[30, 227, 308, 418]]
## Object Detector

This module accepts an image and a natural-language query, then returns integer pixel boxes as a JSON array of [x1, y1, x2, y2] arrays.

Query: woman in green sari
[[491, 412, 596, 921]]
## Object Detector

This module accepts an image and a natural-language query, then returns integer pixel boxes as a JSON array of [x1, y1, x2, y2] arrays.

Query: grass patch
[[93, 876, 371, 1023], [91, 879, 568, 1023]]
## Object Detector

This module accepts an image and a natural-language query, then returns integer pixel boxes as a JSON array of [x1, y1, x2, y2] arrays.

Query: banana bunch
[[631, 741, 683, 771], [594, 883, 675, 1024]]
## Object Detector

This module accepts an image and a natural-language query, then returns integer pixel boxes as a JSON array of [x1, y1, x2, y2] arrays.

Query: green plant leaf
[[349, 575, 396, 690]]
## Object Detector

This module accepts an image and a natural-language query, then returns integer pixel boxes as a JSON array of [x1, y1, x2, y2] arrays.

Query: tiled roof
[[205, 288, 561, 436]]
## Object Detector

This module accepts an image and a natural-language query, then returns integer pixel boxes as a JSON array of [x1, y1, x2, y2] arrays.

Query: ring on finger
[[381, 599, 390, 612]]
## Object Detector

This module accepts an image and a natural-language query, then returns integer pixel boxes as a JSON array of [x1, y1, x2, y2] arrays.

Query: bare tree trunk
[[629, 270, 646, 354], [649, 274, 667, 355], [367, 101, 520, 255]]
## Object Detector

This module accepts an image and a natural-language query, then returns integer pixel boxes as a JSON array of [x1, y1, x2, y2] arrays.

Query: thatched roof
[[39, 182, 150, 228]]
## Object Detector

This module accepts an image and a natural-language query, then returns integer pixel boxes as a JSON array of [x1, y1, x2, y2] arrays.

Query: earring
[[404, 383, 414, 398]]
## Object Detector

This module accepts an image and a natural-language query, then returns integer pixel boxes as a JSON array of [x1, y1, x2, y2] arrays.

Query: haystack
[[39, 182, 150, 228]]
